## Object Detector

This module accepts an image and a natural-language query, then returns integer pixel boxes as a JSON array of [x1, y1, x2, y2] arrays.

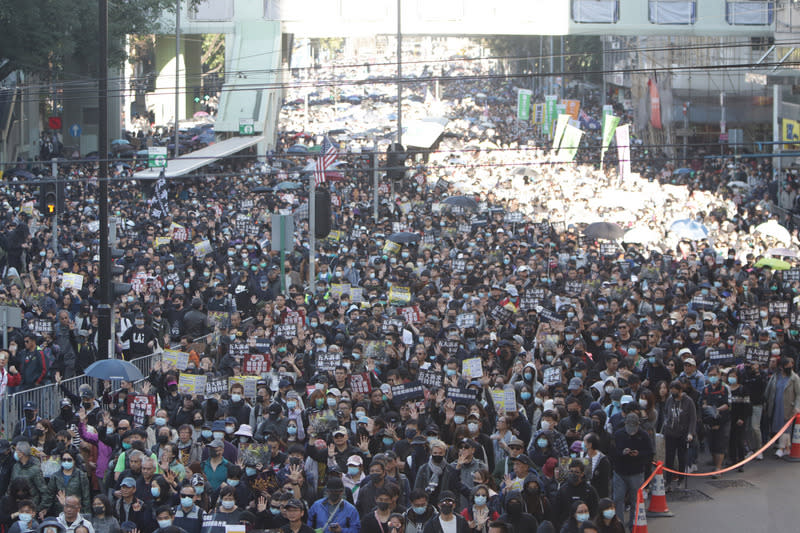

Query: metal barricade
[[1, 351, 161, 437]]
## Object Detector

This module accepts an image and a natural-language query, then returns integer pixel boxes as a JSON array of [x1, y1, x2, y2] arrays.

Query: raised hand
[[257, 496, 267, 513]]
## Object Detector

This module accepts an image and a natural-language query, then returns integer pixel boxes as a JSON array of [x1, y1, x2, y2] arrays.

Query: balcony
[[649, 0, 696, 24]]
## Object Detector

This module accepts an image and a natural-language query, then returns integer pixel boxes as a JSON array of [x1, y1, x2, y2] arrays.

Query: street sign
[[148, 147, 167, 168], [239, 118, 255, 136], [48, 117, 62, 130], [0, 305, 22, 349], [69, 124, 81, 137]]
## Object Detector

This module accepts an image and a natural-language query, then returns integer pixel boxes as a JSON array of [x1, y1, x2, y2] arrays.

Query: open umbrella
[[9, 169, 34, 179], [754, 220, 792, 245], [584, 222, 624, 240], [84, 359, 143, 381], [727, 181, 750, 189], [388, 232, 420, 244], [674, 168, 692, 175], [754, 257, 791, 270], [287, 144, 309, 154], [272, 181, 303, 191], [193, 111, 210, 118], [441, 195, 479, 211], [765, 247, 799, 258], [623, 226, 661, 244], [111, 139, 130, 145], [669, 219, 709, 240]]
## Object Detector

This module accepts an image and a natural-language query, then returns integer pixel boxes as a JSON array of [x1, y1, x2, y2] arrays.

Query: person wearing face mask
[[307, 477, 360, 533], [497, 491, 537, 533], [610, 415, 651, 528], [701, 365, 731, 476], [202, 422, 238, 463], [172, 485, 204, 533], [201, 440, 230, 492], [359, 487, 395, 533], [256, 403, 290, 442], [726, 368, 751, 472], [560, 500, 591, 533], [591, 498, 624, 533], [403, 489, 437, 533], [7, 499, 38, 533], [765, 357, 800, 457], [208, 486, 242, 525], [88, 496, 118, 533], [460, 484, 498, 533], [39, 449, 90, 517], [420, 491, 468, 533], [119, 312, 158, 359], [412, 441, 461, 505], [660, 380, 696, 490], [225, 384, 252, 426], [558, 396, 591, 448]]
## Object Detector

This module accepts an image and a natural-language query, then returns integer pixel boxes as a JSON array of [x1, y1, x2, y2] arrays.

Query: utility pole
[[396, 0, 402, 146], [174, 0, 181, 158], [309, 170, 316, 294], [51, 159, 58, 253], [98, 0, 112, 359]]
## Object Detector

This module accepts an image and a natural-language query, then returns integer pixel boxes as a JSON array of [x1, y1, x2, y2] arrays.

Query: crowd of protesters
[[0, 65, 800, 533]]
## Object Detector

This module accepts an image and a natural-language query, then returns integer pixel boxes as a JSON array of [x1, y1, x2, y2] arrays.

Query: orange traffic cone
[[632, 490, 648, 533], [786, 413, 800, 462], [647, 462, 674, 517]]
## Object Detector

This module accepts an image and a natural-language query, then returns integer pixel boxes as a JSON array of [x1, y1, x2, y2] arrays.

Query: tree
[[0, 0, 200, 74]]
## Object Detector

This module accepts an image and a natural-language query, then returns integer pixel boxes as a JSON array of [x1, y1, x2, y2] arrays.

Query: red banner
[[243, 353, 271, 375], [127, 394, 157, 427], [649, 78, 662, 130]]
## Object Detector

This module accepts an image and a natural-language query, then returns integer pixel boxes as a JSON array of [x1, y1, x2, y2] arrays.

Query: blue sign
[[69, 124, 81, 137]]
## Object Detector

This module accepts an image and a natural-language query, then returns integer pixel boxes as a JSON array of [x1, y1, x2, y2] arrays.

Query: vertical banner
[[615, 125, 631, 184], [564, 100, 581, 120], [600, 114, 620, 164], [782, 118, 800, 148], [544, 95, 558, 139], [552, 114, 571, 152], [556, 124, 584, 162], [648, 78, 662, 129], [533, 103, 545, 124], [517, 89, 532, 121], [602, 104, 614, 122]]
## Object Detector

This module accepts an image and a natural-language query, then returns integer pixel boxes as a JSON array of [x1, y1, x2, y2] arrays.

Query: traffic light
[[315, 187, 332, 239], [386, 143, 406, 181], [38, 179, 64, 216]]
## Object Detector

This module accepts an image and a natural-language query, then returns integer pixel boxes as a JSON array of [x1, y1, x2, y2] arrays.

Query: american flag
[[314, 136, 338, 186]]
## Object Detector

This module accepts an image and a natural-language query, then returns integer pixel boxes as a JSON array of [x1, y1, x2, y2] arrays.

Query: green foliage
[[0, 0, 198, 74], [480, 35, 602, 83]]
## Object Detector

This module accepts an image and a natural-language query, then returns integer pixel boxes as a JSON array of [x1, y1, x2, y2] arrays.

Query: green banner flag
[[557, 124, 584, 162], [544, 95, 558, 138], [600, 114, 620, 163], [552, 114, 571, 151], [517, 89, 532, 121]]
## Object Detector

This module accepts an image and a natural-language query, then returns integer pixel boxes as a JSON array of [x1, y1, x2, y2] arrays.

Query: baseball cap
[[23, 401, 36, 410], [120, 477, 137, 487], [624, 413, 640, 435], [511, 454, 534, 467], [284, 499, 305, 510], [568, 377, 583, 390], [677, 348, 692, 358], [684, 358, 697, 366], [346, 455, 363, 466], [209, 439, 224, 448], [333, 426, 348, 437], [439, 490, 457, 503]]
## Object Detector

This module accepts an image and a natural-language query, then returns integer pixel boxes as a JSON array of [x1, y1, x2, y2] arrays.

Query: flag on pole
[[150, 169, 169, 219], [314, 136, 338, 186], [600, 114, 620, 164]]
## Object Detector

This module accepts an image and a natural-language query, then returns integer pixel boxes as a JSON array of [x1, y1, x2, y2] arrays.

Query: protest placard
[[250, 337, 272, 354], [388, 286, 412, 306], [439, 340, 460, 357], [520, 288, 546, 311], [745, 346, 771, 364], [243, 353, 271, 375], [705, 348, 735, 365], [228, 341, 249, 360], [316, 351, 342, 372], [154, 236, 171, 248], [738, 307, 760, 322], [29, 319, 53, 335], [207, 311, 230, 328], [349, 373, 372, 394], [161, 349, 190, 371], [274, 324, 297, 339], [451, 258, 467, 273], [381, 317, 405, 334], [391, 380, 425, 404], [205, 376, 228, 396], [283, 309, 305, 326], [193, 240, 213, 257], [228, 376, 259, 398], [330, 283, 350, 300], [383, 240, 401, 255], [178, 373, 207, 394], [491, 389, 506, 412], [126, 394, 157, 427], [564, 281, 584, 296], [503, 387, 517, 412], [364, 340, 386, 362], [769, 301, 790, 317], [61, 273, 84, 291], [543, 366, 562, 386], [238, 443, 272, 466], [446, 387, 479, 403], [785, 268, 800, 283], [456, 313, 477, 329], [400, 306, 421, 324], [489, 305, 514, 324], [419, 369, 443, 389], [462, 358, 483, 379], [171, 223, 189, 241]]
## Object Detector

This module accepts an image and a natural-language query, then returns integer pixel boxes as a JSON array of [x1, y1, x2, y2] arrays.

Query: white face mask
[[639, 399, 648, 408], [540, 420, 551, 431]]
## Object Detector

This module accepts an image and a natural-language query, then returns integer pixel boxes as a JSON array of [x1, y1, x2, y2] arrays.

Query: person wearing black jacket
[[582, 434, 611, 499], [497, 490, 539, 533], [554, 460, 598, 529], [742, 361, 767, 459], [611, 414, 653, 529], [661, 381, 697, 488], [422, 491, 469, 533]]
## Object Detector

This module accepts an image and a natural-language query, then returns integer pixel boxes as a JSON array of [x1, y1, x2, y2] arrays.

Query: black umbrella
[[584, 221, 624, 240], [441, 195, 479, 211], [388, 232, 420, 244]]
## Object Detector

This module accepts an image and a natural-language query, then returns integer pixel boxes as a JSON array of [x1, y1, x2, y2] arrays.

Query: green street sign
[[239, 119, 255, 136], [148, 147, 167, 168]]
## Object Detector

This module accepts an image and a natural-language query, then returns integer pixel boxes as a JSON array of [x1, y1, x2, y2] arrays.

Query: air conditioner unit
[[611, 41, 620, 49]]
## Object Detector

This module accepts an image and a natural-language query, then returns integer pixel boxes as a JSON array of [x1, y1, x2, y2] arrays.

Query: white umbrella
[[623, 226, 661, 244], [727, 180, 750, 189], [754, 220, 792, 245]]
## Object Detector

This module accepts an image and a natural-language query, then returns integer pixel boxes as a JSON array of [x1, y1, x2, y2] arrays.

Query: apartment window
[[649, 0, 697, 24], [726, 1, 774, 25], [572, 0, 619, 23]]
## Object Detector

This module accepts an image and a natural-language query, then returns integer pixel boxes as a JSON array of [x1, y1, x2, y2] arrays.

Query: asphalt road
[[647, 452, 800, 533]]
